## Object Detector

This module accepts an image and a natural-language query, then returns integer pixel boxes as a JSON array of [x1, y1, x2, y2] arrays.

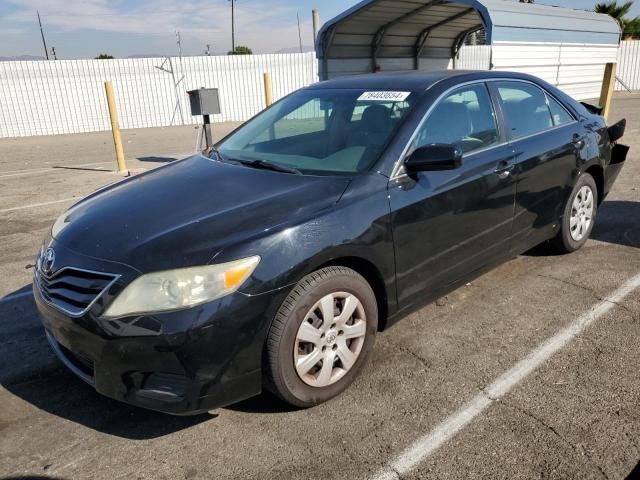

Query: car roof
[[307, 70, 540, 93]]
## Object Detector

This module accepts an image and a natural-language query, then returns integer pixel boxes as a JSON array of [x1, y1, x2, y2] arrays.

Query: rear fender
[[608, 118, 626, 143], [603, 143, 630, 199]]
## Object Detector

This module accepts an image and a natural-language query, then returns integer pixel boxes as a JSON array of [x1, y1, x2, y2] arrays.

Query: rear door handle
[[494, 160, 514, 179]]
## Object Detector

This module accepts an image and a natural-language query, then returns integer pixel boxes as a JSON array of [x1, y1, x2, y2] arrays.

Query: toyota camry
[[34, 70, 628, 414]]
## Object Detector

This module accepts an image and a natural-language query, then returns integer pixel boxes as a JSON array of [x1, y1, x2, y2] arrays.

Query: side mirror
[[404, 144, 463, 172]]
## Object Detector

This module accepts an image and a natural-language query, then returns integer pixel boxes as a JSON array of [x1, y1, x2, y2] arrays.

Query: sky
[[0, 0, 639, 59]]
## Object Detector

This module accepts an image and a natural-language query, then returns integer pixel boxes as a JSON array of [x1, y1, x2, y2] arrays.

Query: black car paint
[[34, 70, 627, 414]]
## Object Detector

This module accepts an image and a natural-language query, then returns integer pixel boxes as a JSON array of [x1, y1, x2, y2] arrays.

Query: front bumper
[[33, 245, 289, 415]]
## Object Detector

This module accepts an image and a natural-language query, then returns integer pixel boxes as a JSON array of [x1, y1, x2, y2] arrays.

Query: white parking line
[[372, 271, 640, 480], [0, 197, 79, 214], [0, 291, 32, 304]]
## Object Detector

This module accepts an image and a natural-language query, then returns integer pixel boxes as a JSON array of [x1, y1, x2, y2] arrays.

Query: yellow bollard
[[263, 72, 273, 107], [598, 62, 616, 121], [104, 80, 127, 173]]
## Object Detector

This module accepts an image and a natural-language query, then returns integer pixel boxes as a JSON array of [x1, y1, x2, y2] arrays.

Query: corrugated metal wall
[[322, 45, 491, 76], [478, 0, 621, 45], [0, 52, 318, 138], [617, 40, 640, 91], [491, 43, 619, 100], [455, 45, 491, 70], [0, 43, 638, 138], [321, 57, 455, 78]]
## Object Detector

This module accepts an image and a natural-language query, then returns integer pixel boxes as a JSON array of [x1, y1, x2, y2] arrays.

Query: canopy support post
[[321, 27, 337, 81], [413, 8, 476, 70], [371, 0, 443, 72], [451, 23, 484, 66]]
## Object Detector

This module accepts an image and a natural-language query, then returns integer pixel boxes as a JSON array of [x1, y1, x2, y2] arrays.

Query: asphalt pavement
[[0, 95, 638, 480]]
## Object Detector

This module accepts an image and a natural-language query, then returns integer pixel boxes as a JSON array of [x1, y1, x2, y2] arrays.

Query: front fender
[[227, 172, 397, 313]]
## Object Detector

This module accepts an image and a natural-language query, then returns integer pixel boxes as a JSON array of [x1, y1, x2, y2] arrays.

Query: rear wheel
[[551, 173, 598, 253], [263, 266, 378, 407]]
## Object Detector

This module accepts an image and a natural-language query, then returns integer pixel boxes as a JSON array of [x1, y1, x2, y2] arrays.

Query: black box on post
[[187, 88, 221, 116]]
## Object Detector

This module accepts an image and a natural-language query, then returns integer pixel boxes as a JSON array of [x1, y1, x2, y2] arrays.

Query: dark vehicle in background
[[33, 70, 628, 414]]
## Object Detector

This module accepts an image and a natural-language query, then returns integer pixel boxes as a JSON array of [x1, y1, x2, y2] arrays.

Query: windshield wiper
[[207, 145, 226, 162], [236, 159, 302, 175]]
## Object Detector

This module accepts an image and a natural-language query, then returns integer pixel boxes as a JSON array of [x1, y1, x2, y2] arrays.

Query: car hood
[[53, 155, 350, 272]]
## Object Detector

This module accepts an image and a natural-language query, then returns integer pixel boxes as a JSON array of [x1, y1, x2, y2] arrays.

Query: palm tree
[[627, 18, 640, 38], [595, 1, 640, 38]]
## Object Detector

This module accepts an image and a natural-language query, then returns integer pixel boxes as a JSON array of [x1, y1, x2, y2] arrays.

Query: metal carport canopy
[[316, 0, 621, 79]]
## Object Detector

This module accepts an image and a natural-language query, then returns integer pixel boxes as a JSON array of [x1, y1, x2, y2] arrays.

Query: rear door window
[[495, 81, 554, 139], [546, 94, 574, 126]]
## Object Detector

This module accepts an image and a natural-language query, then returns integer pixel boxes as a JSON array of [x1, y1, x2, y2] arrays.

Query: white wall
[[322, 41, 639, 102], [491, 42, 619, 100], [0, 53, 318, 138], [617, 40, 640, 91], [455, 45, 492, 70], [1, 43, 638, 138]]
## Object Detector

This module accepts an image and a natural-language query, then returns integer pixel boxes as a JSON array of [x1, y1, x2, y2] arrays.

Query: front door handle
[[494, 160, 514, 179]]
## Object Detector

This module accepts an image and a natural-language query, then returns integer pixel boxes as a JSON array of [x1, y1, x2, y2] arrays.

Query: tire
[[550, 172, 598, 253], [263, 266, 378, 407]]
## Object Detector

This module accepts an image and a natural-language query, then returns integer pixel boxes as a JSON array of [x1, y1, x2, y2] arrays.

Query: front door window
[[413, 83, 500, 155]]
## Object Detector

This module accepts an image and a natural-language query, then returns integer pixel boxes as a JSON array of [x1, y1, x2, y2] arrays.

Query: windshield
[[218, 88, 417, 175]]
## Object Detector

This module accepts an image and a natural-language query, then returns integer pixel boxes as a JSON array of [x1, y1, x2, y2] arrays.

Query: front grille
[[35, 267, 119, 317]]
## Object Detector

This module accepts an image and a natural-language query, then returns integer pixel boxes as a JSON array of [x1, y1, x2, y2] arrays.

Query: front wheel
[[551, 173, 598, 253], [263, 266, 378, 407]]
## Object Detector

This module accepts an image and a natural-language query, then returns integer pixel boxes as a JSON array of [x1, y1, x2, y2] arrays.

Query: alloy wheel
[[570, 185, 594, 242], [294, 292, 366, 387]]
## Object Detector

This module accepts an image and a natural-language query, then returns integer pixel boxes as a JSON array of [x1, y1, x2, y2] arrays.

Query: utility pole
[[175, 31, 182, 61], [312, 9, 320, 45], [50, 46, 57, 60], [297, 12, 303, 53], [205, 44, 211, 56], [229, 0, 235, 53], [37, 11, 49, 60]]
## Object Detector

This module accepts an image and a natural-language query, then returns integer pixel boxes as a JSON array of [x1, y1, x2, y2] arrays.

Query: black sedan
[[34, 70, 628, 414]]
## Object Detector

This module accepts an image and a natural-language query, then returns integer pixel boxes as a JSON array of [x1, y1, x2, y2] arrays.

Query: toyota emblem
[[41, 247, 55, 275]]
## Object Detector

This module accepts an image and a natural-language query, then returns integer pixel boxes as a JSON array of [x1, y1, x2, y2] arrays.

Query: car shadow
[[224, 390, 298, 414], [137, 156, 178, 163], [523, 200, 639, 256], [590, 200, 640, 248], [0, 287, 215, 440], [52, 166, 111, 172], [2, 477, 70, 480], [1, 284, 32, 300]]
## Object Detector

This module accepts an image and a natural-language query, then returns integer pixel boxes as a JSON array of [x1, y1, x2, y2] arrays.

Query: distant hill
[[0, 53, 167, 61], [0, 55, 46, 61], [1, 50, 316, 62], [276, 46, 315, 54], [126, 54, 167, 59]]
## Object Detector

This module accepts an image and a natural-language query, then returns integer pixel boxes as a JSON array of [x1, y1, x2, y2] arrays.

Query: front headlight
[[102, 256, 260, 319]]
